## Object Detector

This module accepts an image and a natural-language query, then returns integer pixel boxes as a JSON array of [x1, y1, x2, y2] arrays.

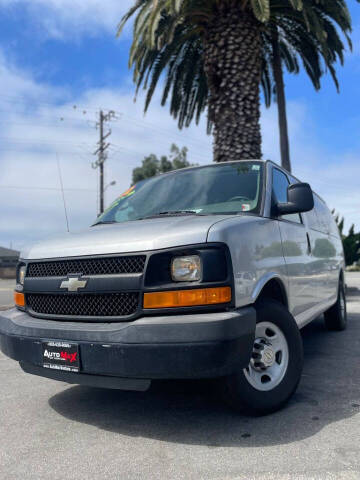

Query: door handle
[[306, 233, 312, 254]]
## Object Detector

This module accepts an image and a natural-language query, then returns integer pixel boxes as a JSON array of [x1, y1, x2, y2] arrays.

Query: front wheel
[[223, 300, 303, 415]]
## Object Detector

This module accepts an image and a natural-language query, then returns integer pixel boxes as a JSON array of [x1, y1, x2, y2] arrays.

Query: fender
[[250, 272, 289, 306]]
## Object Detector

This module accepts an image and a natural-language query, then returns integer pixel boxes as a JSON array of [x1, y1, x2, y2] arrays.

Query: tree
[[343, 224, 360, 266], [332, 209, 345, 237], [265, 7, 352, 172], [332, 210, 360, 266], [119, 1, 353, 167], [132, 144, 194, 183]]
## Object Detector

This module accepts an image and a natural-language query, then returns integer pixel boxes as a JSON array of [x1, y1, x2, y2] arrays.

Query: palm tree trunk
[[202, 6, 262, 162], [271, 27, 291, 172]]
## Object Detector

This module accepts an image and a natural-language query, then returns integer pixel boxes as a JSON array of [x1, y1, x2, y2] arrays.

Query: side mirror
[[276, 182, 314, 215]]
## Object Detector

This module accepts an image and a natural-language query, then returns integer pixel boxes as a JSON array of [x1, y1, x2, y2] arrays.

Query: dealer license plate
[[42, 341, 80, 373]]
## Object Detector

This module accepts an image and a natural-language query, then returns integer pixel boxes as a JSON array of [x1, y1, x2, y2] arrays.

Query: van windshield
[[95, 162, 263, 225]]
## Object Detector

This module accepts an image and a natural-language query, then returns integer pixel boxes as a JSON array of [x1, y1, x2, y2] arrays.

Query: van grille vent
[[27, 256, 146, 277], [27, 292, 139, 317]]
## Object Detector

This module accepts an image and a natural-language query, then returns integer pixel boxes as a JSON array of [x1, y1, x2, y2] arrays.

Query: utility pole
[[92, 110, 115, 215]]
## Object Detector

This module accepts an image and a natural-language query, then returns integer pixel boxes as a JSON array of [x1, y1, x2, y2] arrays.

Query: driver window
[[272, 169, 302, 224]]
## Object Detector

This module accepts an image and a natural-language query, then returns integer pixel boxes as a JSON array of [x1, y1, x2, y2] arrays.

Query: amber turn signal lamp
[[14, 291, 25, 307], [143, 286, 231, 309]]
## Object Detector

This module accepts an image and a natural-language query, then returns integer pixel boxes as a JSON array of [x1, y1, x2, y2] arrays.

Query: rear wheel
[[324, 279, 347, 331], [223, 300, 303, 415]]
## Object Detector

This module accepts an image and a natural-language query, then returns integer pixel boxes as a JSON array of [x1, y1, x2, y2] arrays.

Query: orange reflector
[[143, 286, 231, 309], [14, 291, 25, 307]]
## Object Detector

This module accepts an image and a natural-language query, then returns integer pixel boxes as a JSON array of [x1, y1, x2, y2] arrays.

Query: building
[[0, 247, 20, 278]]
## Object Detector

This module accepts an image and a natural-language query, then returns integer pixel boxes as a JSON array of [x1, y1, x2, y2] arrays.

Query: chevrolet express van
[[0, 160, 346, 414]]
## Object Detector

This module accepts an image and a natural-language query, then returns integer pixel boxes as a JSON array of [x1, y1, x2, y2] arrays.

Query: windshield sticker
[[120, 185, 136, 199], [100, 185, 137, 217], [252, 165, 260, 171], [242, 204, 251, 211], [112, 185, 136, 205]]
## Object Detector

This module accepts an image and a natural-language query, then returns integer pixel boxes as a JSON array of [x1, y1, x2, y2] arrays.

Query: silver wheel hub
[[262, 346, 276, 367], [244, 321, 289, 392], [251, 340, 276, 369]]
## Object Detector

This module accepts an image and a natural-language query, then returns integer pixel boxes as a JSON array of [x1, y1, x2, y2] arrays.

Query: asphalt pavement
[[0, 275, 360, 479]]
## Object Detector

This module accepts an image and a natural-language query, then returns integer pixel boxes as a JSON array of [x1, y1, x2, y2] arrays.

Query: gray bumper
[[0, 307, 256, 382]]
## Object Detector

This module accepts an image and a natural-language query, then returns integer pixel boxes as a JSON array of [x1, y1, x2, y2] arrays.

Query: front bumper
[[0, 307, 256, 389]]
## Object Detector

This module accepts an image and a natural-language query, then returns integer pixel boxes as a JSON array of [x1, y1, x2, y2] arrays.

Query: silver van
[[0, 160, 346, 414]]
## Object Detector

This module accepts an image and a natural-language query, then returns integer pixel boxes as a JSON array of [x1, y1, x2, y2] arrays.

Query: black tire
[[324, 279, 347, 331], [222, 300, 303, 416]]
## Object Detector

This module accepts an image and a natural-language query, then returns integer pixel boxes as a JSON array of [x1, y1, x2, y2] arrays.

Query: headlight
[[19, 265, 26, 285], [171, 255, 202, 282]]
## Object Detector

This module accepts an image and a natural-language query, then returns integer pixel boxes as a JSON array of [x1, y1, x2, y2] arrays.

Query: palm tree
[[119, 1, 352, 165], [263, 6, 352, 171]]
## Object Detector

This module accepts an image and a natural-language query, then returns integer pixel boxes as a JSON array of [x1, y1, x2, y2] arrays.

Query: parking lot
[[0, 275, 360, 480]]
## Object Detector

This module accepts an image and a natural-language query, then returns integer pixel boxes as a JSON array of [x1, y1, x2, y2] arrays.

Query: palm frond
[[118, 0, 354, 128]]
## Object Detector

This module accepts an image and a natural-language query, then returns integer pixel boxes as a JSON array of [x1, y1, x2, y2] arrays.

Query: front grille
[[27, 255, 146, 277], [27, 293, 139, 317]]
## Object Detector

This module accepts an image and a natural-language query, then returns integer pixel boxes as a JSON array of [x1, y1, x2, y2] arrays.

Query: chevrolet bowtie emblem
[[60, 277, 88, 292]]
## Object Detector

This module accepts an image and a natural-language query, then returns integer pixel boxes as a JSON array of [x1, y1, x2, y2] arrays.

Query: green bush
[[346, 264, 360, 272]]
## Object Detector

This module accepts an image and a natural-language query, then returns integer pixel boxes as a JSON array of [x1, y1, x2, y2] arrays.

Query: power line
[[0, 185, 96, 192], [116, 113, 208, 150], [0, 137, 94, 147], [0, 112, 209, 154], [0, 93, 210, 151], [0, 117, 97, 127], [0, 135, 210, 163], [0, 124, 210, 161], [0, 94, 101, 113]]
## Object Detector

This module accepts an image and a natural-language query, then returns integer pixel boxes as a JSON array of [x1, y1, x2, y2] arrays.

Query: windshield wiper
[[140, 210, 202, 220], [159, 210, 199, 215], [94, 211, 203, 225], [92, 220, 117, 226]]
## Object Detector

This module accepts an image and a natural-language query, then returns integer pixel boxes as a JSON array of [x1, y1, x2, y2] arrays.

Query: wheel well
[[339, 269, 344, 284], [256, 279, 288, 308], [339, 269, 345, 294]]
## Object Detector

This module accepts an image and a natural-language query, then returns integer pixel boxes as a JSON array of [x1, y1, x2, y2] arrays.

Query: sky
[[0, 0, 359, 252]]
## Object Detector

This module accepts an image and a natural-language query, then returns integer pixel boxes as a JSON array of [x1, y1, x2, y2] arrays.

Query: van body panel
[[276, 219, 318, 318], [208, 216, 289, 309], [21, 214, 236, 260]]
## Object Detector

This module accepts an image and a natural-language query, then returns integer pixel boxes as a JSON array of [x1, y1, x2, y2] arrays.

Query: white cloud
[[0, 49, 359, 253], [0, 49, 61, 100], [0, 50, 213, 250], [0, 0, 135, 39]]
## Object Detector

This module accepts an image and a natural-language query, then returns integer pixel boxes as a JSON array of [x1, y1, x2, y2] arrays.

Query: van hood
[[21, 215, 238, 260]]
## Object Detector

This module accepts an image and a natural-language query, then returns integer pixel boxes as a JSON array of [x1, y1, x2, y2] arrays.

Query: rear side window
[[307, 194, 336, 235], [272, 169, 302, 224], [306, 206, 319, 231], [314, 195, 330, 235], [324, 205, 340, 237], [306, 193, 339, 237]]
